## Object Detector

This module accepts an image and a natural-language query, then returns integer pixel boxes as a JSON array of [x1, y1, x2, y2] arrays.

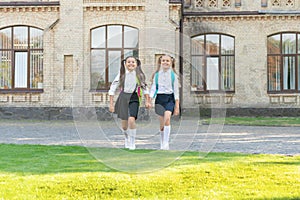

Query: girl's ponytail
[[119, 59, 126, 89], [135, 58, 147, 90]]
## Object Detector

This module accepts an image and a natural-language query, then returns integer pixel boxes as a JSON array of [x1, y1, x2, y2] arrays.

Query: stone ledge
[[0, 6, 59, 12], [194, 94, 234, 105], [0, 107, 150, 120], [0, 2, 59, 7], [84, 5, 144, 11], [84, 0, 145, 3], [182, 107, 300, 117], [269, 94, 299, 105], [184, 15, 300, 22]]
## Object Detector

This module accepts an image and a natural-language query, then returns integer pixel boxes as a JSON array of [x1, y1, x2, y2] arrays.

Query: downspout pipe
[[179, 0, 184, 115]]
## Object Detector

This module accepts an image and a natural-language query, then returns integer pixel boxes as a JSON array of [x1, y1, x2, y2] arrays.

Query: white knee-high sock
[[123, 129, 129, 148], [160, 130, 164, 149], [128, 128, 136, 150], [163, 125, 170, 150]]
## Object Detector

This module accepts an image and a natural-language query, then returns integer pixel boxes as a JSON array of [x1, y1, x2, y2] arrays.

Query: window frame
[[0, 25, 43, 93], [190, 33, 235, 94], [267, 32, 300, 94], [90, 25, 139, 91]]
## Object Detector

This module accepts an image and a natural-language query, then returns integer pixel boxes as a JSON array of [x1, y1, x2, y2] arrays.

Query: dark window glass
[[90, 25, 139, 90], [191, 34, 235, 92], [268, 33, 300, 93], [0, 26, 43, 90], [0, 28, 12, 49]]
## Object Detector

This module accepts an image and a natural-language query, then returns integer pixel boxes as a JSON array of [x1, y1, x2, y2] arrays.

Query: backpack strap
[[153, 70, 175, 98], [136, 76, 142, 105], [153, 72, 159, 98], [171, 70, 175, 90]]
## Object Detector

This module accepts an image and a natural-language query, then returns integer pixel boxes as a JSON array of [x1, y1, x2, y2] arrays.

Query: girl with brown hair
[[109, 56, 151, 150]]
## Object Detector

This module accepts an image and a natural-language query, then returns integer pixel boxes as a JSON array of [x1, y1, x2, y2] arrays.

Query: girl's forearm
[[144, 94, 150, 102], [175, 99, 180, 108], [109, 95, 114, 105]]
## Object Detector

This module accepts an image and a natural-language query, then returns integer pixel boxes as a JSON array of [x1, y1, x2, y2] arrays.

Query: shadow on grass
[[0, 144, 113, 174], [3, 144, 298, 174], [0, 144, 251, 174]]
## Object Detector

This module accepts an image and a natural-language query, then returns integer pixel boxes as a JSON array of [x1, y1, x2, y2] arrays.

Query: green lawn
[[0, 144, 299, 199], [201, 117, 300, 126]]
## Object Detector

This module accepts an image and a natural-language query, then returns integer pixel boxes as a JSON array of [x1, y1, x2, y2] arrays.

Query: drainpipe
[[179, 0, 184, 114]]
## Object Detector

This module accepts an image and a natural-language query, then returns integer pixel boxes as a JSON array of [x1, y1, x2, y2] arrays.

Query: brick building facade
[[0, 0, 300, 119]]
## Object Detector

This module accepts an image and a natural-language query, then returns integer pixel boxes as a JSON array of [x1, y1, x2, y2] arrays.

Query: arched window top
[[0, 25, 42, 31], [192, 33, 234, 56], [192, 33, 234, 38], [0, 25, 43, 50], [91, 25, 138, 49], [91, 24, 138, 31], [267, 32, 300, 55]]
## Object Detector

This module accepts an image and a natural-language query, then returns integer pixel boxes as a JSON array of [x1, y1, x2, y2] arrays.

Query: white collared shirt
[[149, 69, 179, 100], [108, 70, 149, 95]]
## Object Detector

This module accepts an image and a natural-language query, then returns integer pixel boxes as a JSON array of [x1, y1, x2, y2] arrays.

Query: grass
[[201, 117, 300, 126], [0, 144, 299, 199]]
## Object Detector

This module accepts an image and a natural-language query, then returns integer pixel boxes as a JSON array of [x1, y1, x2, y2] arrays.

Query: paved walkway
[[0, 120, 299, 155]]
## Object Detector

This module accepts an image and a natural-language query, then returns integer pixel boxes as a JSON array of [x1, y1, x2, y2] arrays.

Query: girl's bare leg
[[164, 111, 172, 126], [128, 117, 136, 129], [121, 120, 128, 131], [159, 116, 164, 131]]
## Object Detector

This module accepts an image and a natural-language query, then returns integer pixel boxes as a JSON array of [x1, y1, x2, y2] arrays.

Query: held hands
[[145, 99, 152, 109], [145, 96, 152, 109]]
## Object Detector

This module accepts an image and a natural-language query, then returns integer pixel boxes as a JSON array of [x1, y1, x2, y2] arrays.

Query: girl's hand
[[173, 106, 180, 116], [109, 104, 115, 113], [145, 101, 151, 109]]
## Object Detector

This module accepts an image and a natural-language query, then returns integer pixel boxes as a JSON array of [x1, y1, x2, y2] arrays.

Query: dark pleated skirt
[[115, 92, 139, 120]]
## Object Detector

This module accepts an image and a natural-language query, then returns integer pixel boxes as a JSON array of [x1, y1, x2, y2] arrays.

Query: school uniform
[[150, 68, 179, 150], [109, 69, 148, 150], [109, 69, 148, 120], [150, 68, 179, 116]]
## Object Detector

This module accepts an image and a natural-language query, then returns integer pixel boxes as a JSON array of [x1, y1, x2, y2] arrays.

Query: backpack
[[153, 70, 175, 98], [136, 77, 142, 105]]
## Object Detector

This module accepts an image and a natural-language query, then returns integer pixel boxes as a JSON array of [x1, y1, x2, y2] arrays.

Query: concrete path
[[0, 120, 299, 155]]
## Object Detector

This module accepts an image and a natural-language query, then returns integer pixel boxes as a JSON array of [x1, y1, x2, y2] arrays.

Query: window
[[267, 32, 300, 93], [0, 26, 43, 90], [191, 33, 235, 92], [91, 25, 138, 90]]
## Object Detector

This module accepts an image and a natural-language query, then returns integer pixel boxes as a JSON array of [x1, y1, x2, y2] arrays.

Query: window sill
[[268, 91, 300, 94], [191, 90, 235, 94], [89, 89, 109, 93], [0, 89, 44, 94], [0, 2, 60, 7]]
